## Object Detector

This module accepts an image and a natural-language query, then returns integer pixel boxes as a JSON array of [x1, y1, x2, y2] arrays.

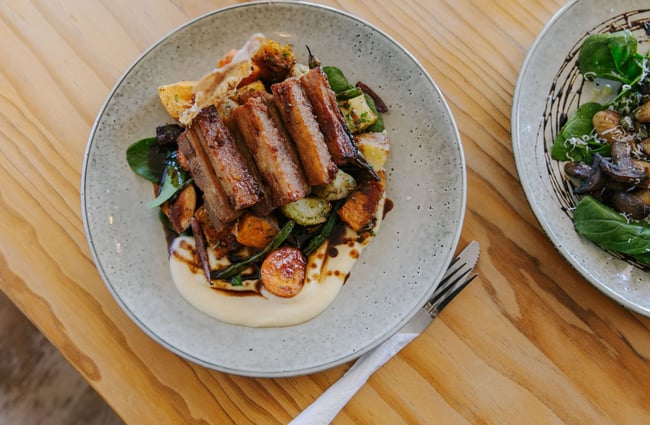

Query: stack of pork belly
[[177, 67, 360, 232]]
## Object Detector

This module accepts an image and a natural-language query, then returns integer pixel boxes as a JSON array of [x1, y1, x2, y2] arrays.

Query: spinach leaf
[[578, 30, 646, 85], [147, 150, 191, 208], [126, 137, 167, 183], [322, 66, 353, 93], [574, 195, 650, 257], [551, 102, 608, 162]]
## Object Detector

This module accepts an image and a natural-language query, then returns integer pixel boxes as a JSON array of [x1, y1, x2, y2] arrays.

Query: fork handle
[[288, 332, 418, 425]]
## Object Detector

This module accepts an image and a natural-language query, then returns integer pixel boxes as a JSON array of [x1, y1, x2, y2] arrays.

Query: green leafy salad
[[551, 29, 650, 265]]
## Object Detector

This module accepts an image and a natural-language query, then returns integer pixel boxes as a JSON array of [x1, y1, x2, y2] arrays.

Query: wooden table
[[2, 0, 650, 423]]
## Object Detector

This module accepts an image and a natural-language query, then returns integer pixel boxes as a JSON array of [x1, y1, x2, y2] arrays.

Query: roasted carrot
[[235, 212, 279, 249], [260, 246, 306, 298], [337, 170, 385, 232], [237, 64, 262, 88], [211, 220, 295, 280]]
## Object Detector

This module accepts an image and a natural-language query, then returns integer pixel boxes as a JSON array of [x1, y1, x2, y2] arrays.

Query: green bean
[[303, 201, 343, 256], [210, 220, 295, 281]]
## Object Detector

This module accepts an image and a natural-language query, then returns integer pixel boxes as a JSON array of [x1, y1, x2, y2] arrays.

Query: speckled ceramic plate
[[512, 0, 650, 317], [81, 1, 465, 376]]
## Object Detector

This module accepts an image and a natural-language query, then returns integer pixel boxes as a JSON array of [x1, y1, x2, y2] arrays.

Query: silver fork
[[289, 241, 480, 425]]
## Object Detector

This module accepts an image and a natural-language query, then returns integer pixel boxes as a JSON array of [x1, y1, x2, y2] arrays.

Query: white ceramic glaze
[[81, 1, 466, 376], [513, 0, 650, 317]]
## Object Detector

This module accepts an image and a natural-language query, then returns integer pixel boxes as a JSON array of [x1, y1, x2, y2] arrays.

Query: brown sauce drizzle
[[211, 283, 263, 297], [383, 198, 394, 218], [170, 188, 391, 293]]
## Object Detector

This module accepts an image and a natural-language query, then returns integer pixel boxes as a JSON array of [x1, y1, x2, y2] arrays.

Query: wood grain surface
[[1, 0, 649, 424], [0, 289, 124, 424]]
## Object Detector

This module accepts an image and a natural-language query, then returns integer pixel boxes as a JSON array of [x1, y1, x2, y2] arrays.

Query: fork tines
[[424, 259, 475, 317]]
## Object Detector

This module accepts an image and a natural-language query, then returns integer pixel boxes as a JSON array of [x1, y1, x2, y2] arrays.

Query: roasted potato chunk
[[338, 94, 378, 134], [337, 170, 386, 232], [356, 132, 390, 170], [236, 80, 267, 104], [592, 110, 627, 143], [260, 246, 306, 298], [158, 80, 195, 120], [635, 100, 650, 123]]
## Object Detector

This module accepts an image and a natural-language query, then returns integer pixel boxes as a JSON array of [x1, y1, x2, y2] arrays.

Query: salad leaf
[[578, 30, 646, 85], [551, 102, 608, 162], [322, 66, 354, 93], [148, 178, 179, 208], [553, 31, 650, 162], [126, 137, 167, 183], [147, 150, 191, 208], [573, 196, 650, 263]]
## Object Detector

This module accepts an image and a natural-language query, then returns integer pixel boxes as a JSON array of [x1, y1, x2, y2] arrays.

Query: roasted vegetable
[[303, 200, 343, 257], [211, 220, 295, 281], [311, 169, 357, 201], [251, 39, 296, 84], [260, 246, 306, 297], [280, 196, 332, 226], [322, 66, 386, 133], [338, 93, 378, 134], [635, 100, 650, 122], [156, 124, 184, 147], [158, 80, 196, 121], [356, 132, 390, 170], [337, 171, 385, 232], [592, 110, 627, 143], [236, 212, 279, 249]]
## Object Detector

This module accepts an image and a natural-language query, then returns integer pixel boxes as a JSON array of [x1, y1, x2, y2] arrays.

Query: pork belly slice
[[177, 131, 241, 225], [192, 106, 262, 211], [300, 67, 358, 165], [271, 78, 337, 186], [232, 94, 309, 206], [224, 115, 276, 216]]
